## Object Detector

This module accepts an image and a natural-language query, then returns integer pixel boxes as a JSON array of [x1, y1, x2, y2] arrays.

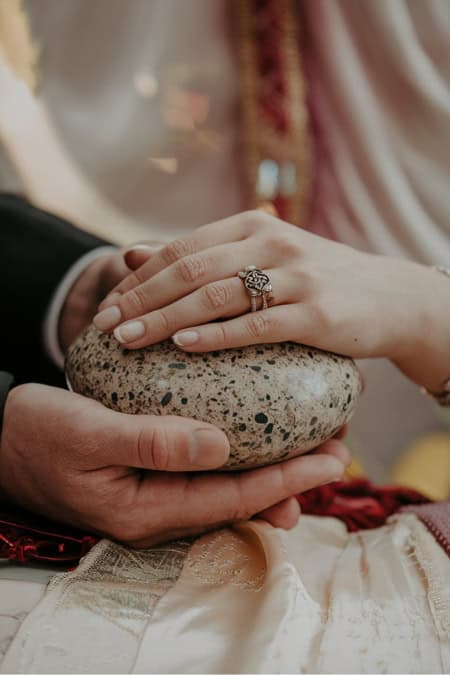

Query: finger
[[255, 497, 301, 529], [122, 498, 298, 548], [333, 423, 348, 440], [98, 244, 163, 311], [84, 406, 230, 471], [112, 271, 291, 348], [94, 238, 273, 333], [310, 438, 352, 467], [101, 212, 260, 300], [124, 244, 163, 271], [171, 304, 304, 351], [134, 451, 346, 533], [97, 210, 275, 313]]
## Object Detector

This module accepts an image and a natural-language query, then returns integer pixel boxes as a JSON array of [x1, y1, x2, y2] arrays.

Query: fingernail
[[172, 331, 199, 347], [114, 320, 145, 343], [126, 244, 160, 253], [104, 292, 122, 304], [190, 429, 229, 468], [320, 477, 343, 486], [93, 305, 122, 331], [98, 292, 122, 312]]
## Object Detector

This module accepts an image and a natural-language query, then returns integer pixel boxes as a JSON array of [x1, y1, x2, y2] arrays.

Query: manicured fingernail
[[126, 244, 160, 253], [321, 477, 343, 486], [172, 331, 199, 347], [98, 292, 122, 312], [190, 429, 229, 468], [114, 320, 145, 343], [93, 305, 122, 331], [104, 292, 122, 304]]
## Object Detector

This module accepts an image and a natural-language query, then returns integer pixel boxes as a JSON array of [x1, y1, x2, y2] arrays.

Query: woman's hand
[[93, 211, 450, 392]]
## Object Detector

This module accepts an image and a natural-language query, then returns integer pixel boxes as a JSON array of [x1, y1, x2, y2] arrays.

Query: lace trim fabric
[[0, 538, 191, 673], [398, 513, 450, 637]]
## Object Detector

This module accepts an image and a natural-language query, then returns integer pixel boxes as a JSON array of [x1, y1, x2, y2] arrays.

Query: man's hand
[[0, 384, 349, 547], [59, 243, 163, 354], [59, 251, 129, 353]]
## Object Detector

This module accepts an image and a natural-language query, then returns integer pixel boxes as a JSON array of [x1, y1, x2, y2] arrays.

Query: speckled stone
[[66, 325, 362, 470]]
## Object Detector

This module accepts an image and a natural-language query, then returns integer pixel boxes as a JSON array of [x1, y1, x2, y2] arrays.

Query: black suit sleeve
[[0, 194, 109, 386]]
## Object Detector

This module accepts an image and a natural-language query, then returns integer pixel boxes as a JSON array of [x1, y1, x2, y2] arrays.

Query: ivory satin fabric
[[1, 514, 449, 673]]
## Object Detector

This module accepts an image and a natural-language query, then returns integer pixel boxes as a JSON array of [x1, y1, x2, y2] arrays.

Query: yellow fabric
[[344, 456, 367, 479], [391, 433, 450, 501]]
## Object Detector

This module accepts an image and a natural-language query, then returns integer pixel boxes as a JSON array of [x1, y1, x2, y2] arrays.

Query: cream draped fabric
[[2, 514, 449, 673]]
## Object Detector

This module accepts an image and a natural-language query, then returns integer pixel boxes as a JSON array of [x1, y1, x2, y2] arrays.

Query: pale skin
[[94, 210, 450, 394], [0, 249, 350, 545]]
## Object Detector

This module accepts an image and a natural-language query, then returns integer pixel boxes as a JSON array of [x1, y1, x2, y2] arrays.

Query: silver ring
[[237, 265, 273, 312]]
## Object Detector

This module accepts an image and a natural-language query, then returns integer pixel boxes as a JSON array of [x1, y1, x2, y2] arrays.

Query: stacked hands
[[2, 211, 448, 547]]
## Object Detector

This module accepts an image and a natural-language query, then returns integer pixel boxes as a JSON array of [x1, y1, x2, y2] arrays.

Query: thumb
[[94, 408, 230, 471]]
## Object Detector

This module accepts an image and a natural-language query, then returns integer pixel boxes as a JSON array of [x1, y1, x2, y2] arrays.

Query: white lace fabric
[[1, 513, 449, 674]]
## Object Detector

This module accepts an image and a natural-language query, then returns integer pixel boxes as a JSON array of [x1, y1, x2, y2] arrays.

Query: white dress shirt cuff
[[43, 246, 117, 370]]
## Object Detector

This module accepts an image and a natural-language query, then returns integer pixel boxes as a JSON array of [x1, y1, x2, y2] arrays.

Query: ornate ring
[[237, 265, 273, 312]]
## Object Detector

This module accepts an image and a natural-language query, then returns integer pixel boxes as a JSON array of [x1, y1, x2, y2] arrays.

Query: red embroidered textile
[[0, 500, 98, 565], [0, 481, 444, 566], [296, 478, 430, 531]]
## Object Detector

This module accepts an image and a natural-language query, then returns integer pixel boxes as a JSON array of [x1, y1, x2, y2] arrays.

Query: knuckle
[[229, 481, 254, 522], [175, 254, 208, 284], [240, 209, 274, 234], [245, 312, 271, 339], [264, 233, 300, 259], [153, 309, 173, 335], [202, 282, 233, 311], [121, 285, 148, 315], [138, 425, 170, 471], [240, 209, 262, 234], [162, 238, 194, 265], [212, 321, 229, 349], [132, 266, 149, 285]]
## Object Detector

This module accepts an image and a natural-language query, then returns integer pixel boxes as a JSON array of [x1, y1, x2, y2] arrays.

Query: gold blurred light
[[148, 157, 179, 174]]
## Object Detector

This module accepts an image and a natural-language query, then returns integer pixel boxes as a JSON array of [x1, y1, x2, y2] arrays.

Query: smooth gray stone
[[66, 325, 362, 470]]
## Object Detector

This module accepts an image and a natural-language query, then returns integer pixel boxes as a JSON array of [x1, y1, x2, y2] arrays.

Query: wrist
[[390, 265, 450, 392]]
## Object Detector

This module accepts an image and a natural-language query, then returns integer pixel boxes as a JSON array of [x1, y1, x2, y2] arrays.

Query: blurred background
[[1, 0, 449, 495]]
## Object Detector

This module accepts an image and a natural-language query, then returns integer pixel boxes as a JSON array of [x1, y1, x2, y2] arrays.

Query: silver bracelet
[[420, 265, 450, 406]]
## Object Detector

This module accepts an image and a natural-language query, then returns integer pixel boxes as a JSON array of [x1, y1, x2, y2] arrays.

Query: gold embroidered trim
[[186, 526, 266, 591], [234, 0, 312, 226]]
